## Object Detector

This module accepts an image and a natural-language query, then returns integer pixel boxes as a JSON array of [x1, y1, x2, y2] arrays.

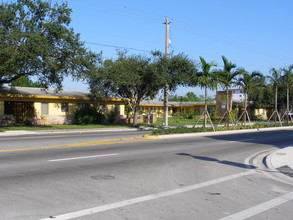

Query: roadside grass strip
[[0, 137, 156, 153]]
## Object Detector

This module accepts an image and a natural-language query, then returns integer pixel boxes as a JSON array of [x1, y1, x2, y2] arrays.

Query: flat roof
[[1, 86, 90, 98]]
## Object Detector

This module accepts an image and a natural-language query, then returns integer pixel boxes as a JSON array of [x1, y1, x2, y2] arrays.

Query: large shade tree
[[88, 52, 164, 125], [155, 52, 197, 126], [0, 0, 97, 89]]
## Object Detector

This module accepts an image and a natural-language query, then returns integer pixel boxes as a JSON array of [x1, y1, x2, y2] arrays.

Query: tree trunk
[[163, 84, 169, 126], [133, 102, 140, 126], [244, 91, 247, 126], [204, 86, 207, 128], [275, 86, 278, 122], [226, 87, 229, 127], [287, 86, 289, 123]]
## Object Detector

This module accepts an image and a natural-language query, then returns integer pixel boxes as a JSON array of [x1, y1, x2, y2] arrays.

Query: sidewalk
[[267, 147, 293, 178], [0, 127, 139, 136]]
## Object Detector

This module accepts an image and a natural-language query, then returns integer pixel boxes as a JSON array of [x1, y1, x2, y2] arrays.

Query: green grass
[[142, 117, 199, 127], [0, 124, 132, 132]]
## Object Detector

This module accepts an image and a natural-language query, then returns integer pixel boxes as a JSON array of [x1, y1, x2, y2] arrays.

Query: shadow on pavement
[[176, 153, 256, 169], [204, 129, 293, 149]]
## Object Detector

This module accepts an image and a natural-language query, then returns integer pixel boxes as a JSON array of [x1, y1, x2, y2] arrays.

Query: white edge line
[[40, 170, 253, 220], [48, 153, 118, 162], [229, 139, 255, 143]]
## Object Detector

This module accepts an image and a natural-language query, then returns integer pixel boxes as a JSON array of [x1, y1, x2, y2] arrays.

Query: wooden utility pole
[[163, 17, 171, 127]]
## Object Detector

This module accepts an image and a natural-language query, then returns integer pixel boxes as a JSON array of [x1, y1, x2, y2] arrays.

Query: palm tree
[[237, 70, 263, 126], [216, 56, 243, 126], [197, 56, 217, 129], [267, 67, 282, 125], [281, 65, 293, 122]]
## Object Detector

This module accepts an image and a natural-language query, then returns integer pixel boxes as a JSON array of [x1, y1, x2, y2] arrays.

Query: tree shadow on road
[[204, 129, 293, 149], [176, 153, 257, 169]]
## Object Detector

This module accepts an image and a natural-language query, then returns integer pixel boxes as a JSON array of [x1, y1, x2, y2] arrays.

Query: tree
[[10, 76, 45, 88], [236, 70, 263, 125], [155, 52, 197, 126], [88, 52, 164, 125], [197, 56, 217, 128], [169, 92, 201, 102], [281, 65, 293, 122], [248, 76, 274, 108], [267, 67, 282, 124], [0, 0, 98, 89], [216, 56, 243, 126]]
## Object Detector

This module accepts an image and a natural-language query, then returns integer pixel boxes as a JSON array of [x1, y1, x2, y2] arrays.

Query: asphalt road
[[0, 129, 293, 220]]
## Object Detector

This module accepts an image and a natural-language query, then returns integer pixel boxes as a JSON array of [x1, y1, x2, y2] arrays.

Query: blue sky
[[59, 0, 292, 97]]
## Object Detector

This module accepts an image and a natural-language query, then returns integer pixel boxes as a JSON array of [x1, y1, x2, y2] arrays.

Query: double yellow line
[[0, 137, 158, 153]]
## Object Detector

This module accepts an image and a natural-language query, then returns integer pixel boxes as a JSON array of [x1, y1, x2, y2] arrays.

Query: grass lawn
[[142, 117, 199, 127]]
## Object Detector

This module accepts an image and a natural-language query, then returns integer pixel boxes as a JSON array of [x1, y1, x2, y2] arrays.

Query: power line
[[85, 41, 152, 53], [172, 20, 289, 61], [71, 0, 161, 24], [73, 0, 290, 63]]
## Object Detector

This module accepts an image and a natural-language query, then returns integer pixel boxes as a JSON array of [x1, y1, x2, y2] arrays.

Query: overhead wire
[[72, 0, 289, 63], [172, 19, 288, 61], [85, 41, 152, 53], [72, 0, 162, 24]]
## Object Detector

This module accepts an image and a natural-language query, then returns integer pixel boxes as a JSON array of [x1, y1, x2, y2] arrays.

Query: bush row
[[152, 122, 293, 135]]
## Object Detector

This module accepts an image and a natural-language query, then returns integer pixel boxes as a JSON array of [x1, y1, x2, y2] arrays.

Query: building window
[[61, 103, 68, 112], [41, 103, 49, 115], [98, 104, 105, 112], [4, 101, 13, 115], [78, 103, 89, 110], [115, 104, 120, 114]]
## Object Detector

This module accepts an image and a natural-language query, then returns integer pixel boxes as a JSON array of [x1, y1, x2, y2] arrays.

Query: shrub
[[74, 107, 105, 124], [105, 110, 116, 124], [171, 112, 196, 120], [151, 122, 293, 135]]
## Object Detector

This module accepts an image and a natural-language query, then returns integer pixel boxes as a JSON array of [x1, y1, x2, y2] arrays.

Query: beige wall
[[106, 104, 114, 113], [254, 108, 268, 120], [33, 102, 125, 125], [34, 102, 73, 125], [119, 104, 125, 115]]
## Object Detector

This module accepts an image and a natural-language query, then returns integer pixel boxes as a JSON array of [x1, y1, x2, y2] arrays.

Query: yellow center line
[[0, 137, 159, 153]]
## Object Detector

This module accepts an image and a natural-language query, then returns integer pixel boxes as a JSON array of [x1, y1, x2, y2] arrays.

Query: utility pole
[[163, 17, 171, 127]]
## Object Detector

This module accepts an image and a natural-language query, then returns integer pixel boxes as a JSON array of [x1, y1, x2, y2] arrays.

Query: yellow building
[[0, 86, 125, 125], [1, 86, 271, 126], [140, 100, 215, 117]]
